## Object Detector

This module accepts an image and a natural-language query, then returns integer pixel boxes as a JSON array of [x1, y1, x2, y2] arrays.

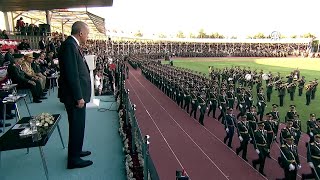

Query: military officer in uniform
[[278, 135, 301, 180], [252, 121, 269, 176], [198, 93, 207, 126], [278, 84, 286, 107], [285, 105, 298, 123], [247, 106, 258, 143], [218, 89, 228, 124], [270, 104, 280, 141], [280, 120, 297, 145], [307, 114, 317, 143], [298, 76, 305, 96], [236, 88, 247, 119], [223, 108, 236, 148], [257, 88, 266, 121], [306, 84, 312, 106], [292, 114, 302, 145], [236, 115, 250, 161], [302, 133, 320, 180], [264, 113, 276, 149], [266, 81, 273, 102], [207, 89, 218, 118], [183, 87, 191, 113], [189, 91, 198, 119]]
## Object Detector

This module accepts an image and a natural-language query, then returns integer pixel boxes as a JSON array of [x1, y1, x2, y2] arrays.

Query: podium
[[85, 55, 100, 108]]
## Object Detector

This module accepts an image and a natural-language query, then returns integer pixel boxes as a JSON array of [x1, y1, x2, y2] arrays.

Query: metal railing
[[118, 66, 159, 180]]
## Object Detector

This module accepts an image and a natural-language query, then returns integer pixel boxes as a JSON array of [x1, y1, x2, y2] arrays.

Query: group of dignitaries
[[3, 49, 58, 103], [136, 59, 320, 180]]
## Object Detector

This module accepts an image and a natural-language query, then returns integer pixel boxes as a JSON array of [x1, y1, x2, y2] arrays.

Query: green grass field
[[163, 57, 320, 132]]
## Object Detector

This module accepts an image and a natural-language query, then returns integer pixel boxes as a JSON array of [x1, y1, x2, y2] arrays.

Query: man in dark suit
[[58, 21, 92, 169], [38, 37, 46, 50], [4, 48, 15, 66]]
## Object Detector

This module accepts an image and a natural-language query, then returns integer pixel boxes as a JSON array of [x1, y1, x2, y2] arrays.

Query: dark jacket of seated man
[[7, 56, 43, 101]]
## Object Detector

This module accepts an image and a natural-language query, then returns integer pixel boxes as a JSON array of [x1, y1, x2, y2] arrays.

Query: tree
[[209, 32, 224, 39], [176, 31, 185, 38], [302, 33, 316, 38], [158, 33, 167, 38], [134, 30, 143, 37], [189, 33, 196, 38], [197, 28, 209, 38], [253, 32, 266, 39], [290, 35, 297, 39]]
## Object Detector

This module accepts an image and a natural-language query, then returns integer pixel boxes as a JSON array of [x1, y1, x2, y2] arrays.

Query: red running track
[[126, 66, 313, 180]]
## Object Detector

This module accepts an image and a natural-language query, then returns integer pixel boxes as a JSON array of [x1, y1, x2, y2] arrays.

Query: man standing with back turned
[[58, 21, 93, 169]]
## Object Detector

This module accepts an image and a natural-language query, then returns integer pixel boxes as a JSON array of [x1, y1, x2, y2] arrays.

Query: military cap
[[257, 121, 265, 126], [290, 105, 296, 108], [251, 105, 256, 108], [311, 113, 316, 117], [241, 115, 247, 118], [286, 119, 293, 123], [227, 107, 233, 111], [315, 133, 320, 138], [285, 135, 294, 140], [272, 104, 278, 108], [266, 113, 272, 117], [24, 53, 34, 59]]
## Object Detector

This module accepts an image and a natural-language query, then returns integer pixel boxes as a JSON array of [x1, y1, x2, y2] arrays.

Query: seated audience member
[[17, 39, 31, 50], [1, 30, 9, 39], [3, 48, 15, 66], [7, 54, 46, 103], [20, 54, 47, 90]]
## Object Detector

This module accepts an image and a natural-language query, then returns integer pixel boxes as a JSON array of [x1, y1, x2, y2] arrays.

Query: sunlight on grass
[[254, 58, 320, 71]]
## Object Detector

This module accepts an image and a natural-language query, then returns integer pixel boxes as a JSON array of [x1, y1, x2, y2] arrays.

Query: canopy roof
[[0, 0, 113, 11], [13, 10, 106, 38]]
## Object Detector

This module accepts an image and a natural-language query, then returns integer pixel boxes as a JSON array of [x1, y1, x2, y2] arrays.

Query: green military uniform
[[270, 104, 280, 140], [207, 91, 218, 118], [198, 95, 207, 125], [307, 114, 317, 143], [252, 122, 269, 176], [257, 91, 266, 121], [189, 91, 198, 119], [236, 115, 250, 161], [279, 136, 300, 180]]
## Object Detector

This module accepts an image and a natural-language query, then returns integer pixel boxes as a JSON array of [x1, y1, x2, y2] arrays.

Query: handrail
[[117, 64, 159, 180]]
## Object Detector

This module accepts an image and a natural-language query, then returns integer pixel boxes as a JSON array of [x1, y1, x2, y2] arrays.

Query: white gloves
[[192, 100, 195, 104], [219, 106, 222, 109], [184, 94, 186, 97], [239, 104, 243, 108], [310, 132, 314, 136], [226, 128, 229, 133], [289, 164, 295, 171], [309, 162, 315, 169], [209, 101, 212, 105], [239, 136, 243, 142], [256, 149, 260, 154], [297, 164, 302, 169], [250, 138, 252, 141], [294, 132, 297, 136], [198, 106, 201, 109], [258, 102, 261, 106]]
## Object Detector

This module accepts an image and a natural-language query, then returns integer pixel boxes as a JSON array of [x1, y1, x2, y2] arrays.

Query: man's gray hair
[[71, 21, 88, 35]]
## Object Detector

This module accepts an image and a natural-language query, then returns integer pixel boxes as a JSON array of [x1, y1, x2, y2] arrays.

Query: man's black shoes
[[67, 158, 93, 169], [80, 151, 91, 157]]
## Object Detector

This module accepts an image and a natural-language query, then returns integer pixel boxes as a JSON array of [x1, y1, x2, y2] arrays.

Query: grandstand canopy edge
[[11, 10, 107, 39], [0, 0, 113, 11]]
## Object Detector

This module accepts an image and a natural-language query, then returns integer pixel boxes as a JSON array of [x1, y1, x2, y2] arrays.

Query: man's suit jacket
[[58, 36, 91, 105], [4, 52, 14, 64], [39, 40, 46, 50]]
